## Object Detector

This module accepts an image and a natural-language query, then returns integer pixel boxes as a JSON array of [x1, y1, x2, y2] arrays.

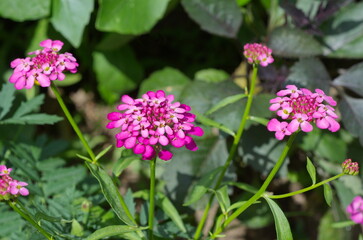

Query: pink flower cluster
[[346, 196, 363, 224], [9, 39, 78, 89], [267, 85, 340, 140], [0, 165, 29, 200], [342, 159, 359, 176], [107, 90, 204, 161], [243, 43, 274, 67]]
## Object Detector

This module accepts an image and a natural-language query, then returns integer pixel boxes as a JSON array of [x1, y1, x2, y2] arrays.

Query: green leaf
[[51, 0, 94, 47], [93, 47, 143, 104], [0, 0, 50, 21], [96, 0, 170, 35], [215, 185, 231, 214], [184, 167, 223, 206], [96, 145, 113, 161], [76, 154, 93, 163], [333, 62, 363, 97], [0, 83, 15, 120], [0, 113, 63, 125], [194, 112, 235, 137], [13, 94, 44, 118], [206, 93, 247, 115], [27, 19, 49, 53], [248, 116, 268, 126], [156, 192, 187, 233], [71, 219, 84, 237], [113, 156, 139, 177], [323, 184, 333, 207], [268, 27, 323, 58], [227, 200, 260, 212], [181, 0, 242, 38], [317, 210, 346, 240], [86, 162, 137, 226], [236, 0, 252, 7], [194, 68, 229, 83], [264, 197, 293, 240], [85, 225, 147, 240], [331, 221, 356, 228], [306, 157, 316, 185], [225, 181, 258, 194], [54, 73, 82, 87], [139, 67, 191, 100]]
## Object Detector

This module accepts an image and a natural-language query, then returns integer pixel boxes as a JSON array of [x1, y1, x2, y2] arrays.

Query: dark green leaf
[[334, 176, 363, 207], [51, 0, 94, 47], [264, 197, 293, 240], [0, 83, 15, 120], [225, 181, 258, 194], [85, 225, 146, 240], [13, 95, 44, 118], [268, 27, 323, 58], [139, 67, 191, 100], [0, 0, 50, 21], [156, 192, 186, 232], [184, 167, 223, 206], [54, 73, 82, 87], [0, 113, 63, 125], [86, 162, 137, 226], [194, 112, 235, 137], [96, 0, 170, 34], [248, 116, 268, 126], [206, 93, 247, 115], [215, 185, 231, 214], [181, 0, 242, 38], [323, 184, 333, 207], [306, 157, 316, 185], [317, 210, 346, 240], [194, 68, 229, 83], [333, 62, 363, 97]]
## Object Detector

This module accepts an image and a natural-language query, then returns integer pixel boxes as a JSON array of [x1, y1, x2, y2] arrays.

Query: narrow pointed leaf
[[113, 156, 139, 177], [76, 154, 93, 163], [206, 93, 247, 115], [194, 112, 235, 137], [86, 162, 136, 227], [215, 185, 231, 214], [323, 183, 333, 207], [85, 225, 147, 240], [248, 116, 269, 126], [95, 145, 113, 161], [306, 157, 316, 185], [156, 192, 186, 233], [0, 83, 15, 120], [0, 113, 63, 125], [264, 197, 293, 240], [184, 167, 224, 206], [225, 181, 258, 194]]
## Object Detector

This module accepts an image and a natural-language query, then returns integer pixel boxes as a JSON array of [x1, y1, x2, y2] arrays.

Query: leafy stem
[[194, 66, 258, 239], [148, 157, 157, 240]]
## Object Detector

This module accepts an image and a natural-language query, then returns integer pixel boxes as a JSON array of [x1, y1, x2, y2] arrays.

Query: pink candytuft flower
[[346, 196, 363, 224], [243, 43, 274, 67], [107, 90, 204, 161], [267, 85, 340, 140], [0, 165, 29, 200], [9, 39, 78, 90]]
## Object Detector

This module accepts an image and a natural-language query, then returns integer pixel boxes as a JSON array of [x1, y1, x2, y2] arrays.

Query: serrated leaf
[[96, 0, 170, 35], [194, 112, 235, 137], [156, 192, 186, 233], [13, 94, 44, 118], [0, 83, 16, 120], [51, 0, 94, 47], [184, 167, 223, 206], [85, 225, 146, 240], [215, 185, 230, 214], [306, 157, 316, 185], [333, 62, 363, 97], [181, 0, 242, 38], [0, 113, 63, 125], [206, 93, 247, 115], [264, 197, 293, 240], [0, 0, 50, 21], [323, 183, 333, 207], [268, 27, 323, 58], [86, 162, 137, 227]]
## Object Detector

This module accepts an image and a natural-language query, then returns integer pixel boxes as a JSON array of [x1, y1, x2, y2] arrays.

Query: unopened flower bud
[[342, 159, 359, 176]]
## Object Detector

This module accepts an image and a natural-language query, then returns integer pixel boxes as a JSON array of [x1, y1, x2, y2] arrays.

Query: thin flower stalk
[[148, 157, 157, 239]]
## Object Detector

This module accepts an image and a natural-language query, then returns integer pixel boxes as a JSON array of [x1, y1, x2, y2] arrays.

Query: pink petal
[[327, 117, 340, 132], [124, 137, 136, 149], [287, 119, 300, 133], [19, 188, 29, 196], [316, 118, 329, 129], [37, 74, 50, 87], [171, 137, 185, 148], [185, 138, 198, 151], [275, 131, 285, 140], [159, 135, 169, 146], [159, 150, 173, 161], [122, 95, 134, 105], [267, 119, 280, 132], [188, 126, 204, 136], [300, 121, 313, 132], [133, 144, 145, 154]]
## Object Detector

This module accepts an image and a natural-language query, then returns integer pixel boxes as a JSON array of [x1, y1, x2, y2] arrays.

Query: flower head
[[9, 39, 78, 89], [0, 165, 29, 200], [107, 90, 204, 161], [267, 85, 340, 140], [243, 43, 274, 67], [342, 159, 359, 176], [346, 196, 363, 224]]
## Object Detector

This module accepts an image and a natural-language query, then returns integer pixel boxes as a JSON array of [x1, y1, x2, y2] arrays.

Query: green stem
[[50, 83, 96, 163], [193, 66, 258, 240], [268, 173, 345, 199], [211, 132, 297, 238], [8, 200, 53, 240], [148, 157, 157, 240]]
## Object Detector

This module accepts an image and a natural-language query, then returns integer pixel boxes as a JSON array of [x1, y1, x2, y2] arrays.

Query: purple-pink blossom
[[0, 165, 29, 200], [267, 85, 340, 140], [107, 90, 204, 161], [9, 39, 78, 90], [243, 43, 274, 67], [346, 196, 363, 224]]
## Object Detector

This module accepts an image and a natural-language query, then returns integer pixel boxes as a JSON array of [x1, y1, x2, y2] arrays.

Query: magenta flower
[[0, 165, 12, 176], [0, 165, 29, 200], [9, 39, 78, 89], [346, 196, 363, 224], [243, 43, 274, 67], [267, 85, 340, 140], [107, 90, 204, 161], [9, 181, 29, 196], [267, 118, 292, 140]]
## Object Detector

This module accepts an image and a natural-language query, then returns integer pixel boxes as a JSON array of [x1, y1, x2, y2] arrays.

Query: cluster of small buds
[[342, 159, 359, 176], [243, 43, 274, 67], [267, 85, 340, 140], [346, 196, 363, 224], [107, 90, 204, 161], [0, 165, 29, 200], [9, 39, 78, 89]]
